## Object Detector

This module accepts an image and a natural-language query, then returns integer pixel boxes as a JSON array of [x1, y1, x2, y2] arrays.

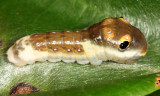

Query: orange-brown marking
[[120, 34, 132, 43], [63, 31, 74, 54], [102, 18, 114, 25], [31, 33, 48, 51], [30, 29, 89, 56], [103, 27, 114, 39], [82, 30, 90, 41], [119, 18, 130, 24], [74, 30, 84, 53], [47, 34, 63, 53]]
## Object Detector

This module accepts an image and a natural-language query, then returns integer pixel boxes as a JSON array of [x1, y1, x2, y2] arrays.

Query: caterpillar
[[7, 17, 147, 67]]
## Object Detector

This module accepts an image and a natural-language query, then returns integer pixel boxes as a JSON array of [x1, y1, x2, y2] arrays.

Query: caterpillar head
[[89, 18, 147, 64]]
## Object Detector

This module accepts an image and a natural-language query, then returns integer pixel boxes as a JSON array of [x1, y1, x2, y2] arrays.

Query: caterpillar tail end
[[7, 36, 37, 67], [7, 46, 27, 67]]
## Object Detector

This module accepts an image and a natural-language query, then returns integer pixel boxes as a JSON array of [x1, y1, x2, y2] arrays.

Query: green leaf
[[18, 73, 160, 96], [0, 0, 160, 95]]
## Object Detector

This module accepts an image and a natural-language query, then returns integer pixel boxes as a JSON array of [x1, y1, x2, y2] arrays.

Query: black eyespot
[[120, 16, 123, 18], [119, 41, 129, 50]]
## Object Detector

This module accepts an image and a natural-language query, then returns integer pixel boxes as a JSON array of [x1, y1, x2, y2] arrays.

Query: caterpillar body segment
[[7, 18, 147, 67]]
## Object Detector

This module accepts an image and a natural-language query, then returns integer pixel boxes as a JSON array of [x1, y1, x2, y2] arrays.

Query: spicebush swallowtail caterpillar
[[7, 18, 147, 67]]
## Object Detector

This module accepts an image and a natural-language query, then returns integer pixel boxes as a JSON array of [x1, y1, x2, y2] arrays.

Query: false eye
[[119, 41, 129, 50]]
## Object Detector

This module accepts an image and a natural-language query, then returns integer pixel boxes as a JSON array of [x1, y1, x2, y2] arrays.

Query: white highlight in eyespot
[[52, 32, 56, 34], [76, 30, 79, 32], [125, 36, 129, 39], [66, 30, 70, 32]]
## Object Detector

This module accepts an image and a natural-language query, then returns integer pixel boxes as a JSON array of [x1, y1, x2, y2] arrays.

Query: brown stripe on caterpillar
[[7, 17, 148, 67], [61, 30, 75, 62], [74, 30, 89, 64], [31, 33, 48, 51]]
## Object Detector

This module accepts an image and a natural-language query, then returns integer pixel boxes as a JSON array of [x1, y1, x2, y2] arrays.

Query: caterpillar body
[[7, 18, 147, 67]]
